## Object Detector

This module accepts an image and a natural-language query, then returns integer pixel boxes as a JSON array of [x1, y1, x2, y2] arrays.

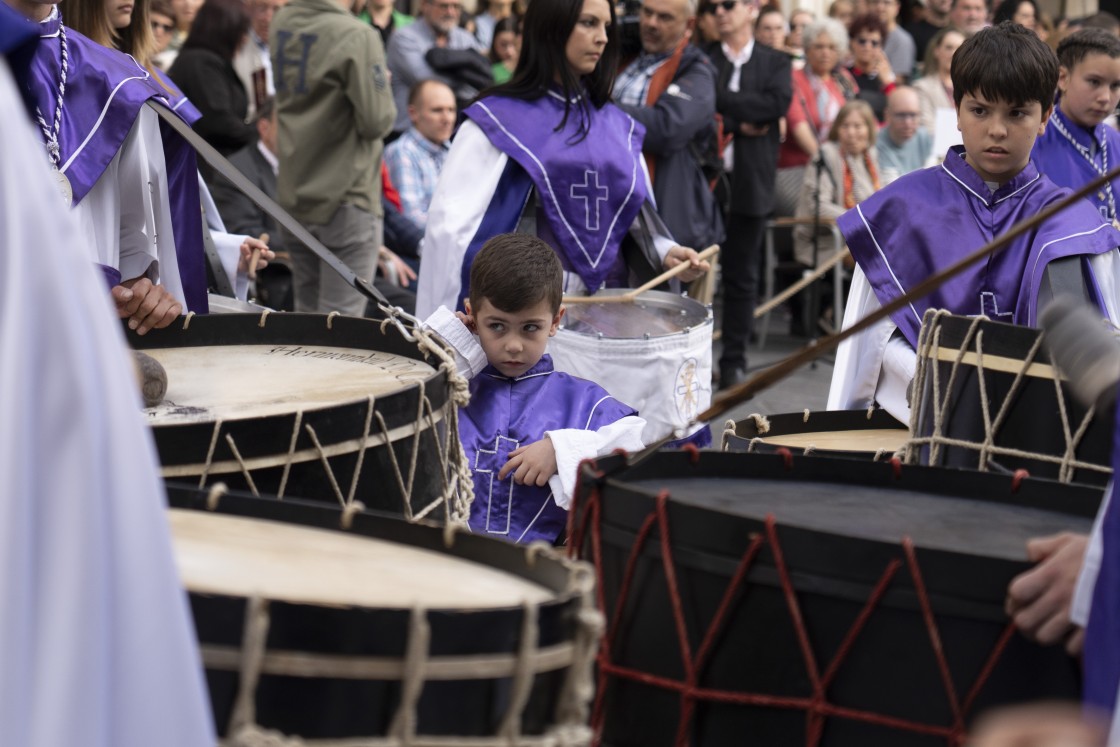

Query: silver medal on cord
[[37, 19, 72, 206]]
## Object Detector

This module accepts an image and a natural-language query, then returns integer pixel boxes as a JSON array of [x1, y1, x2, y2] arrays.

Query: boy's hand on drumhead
[[664, 246, 710, 283], [499, 437, 557, 487], [113, 278, 183, 335], [1005, 532, 1088, 654]]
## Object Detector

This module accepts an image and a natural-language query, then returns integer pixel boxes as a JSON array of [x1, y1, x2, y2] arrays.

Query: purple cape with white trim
[[27, 15, 208, 312], [838, 145, 1120, 347], [460, 354, 636, 545], [1085, 387, 1120, 721], [1032, 106, 1120, 223], [463, 93, 648, 295]]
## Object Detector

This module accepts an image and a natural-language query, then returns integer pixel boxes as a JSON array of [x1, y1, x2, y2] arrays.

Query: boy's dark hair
[[469, 234, 563, 314], [951, 21, 1058, 108], [1056, 28, 1120, 70]]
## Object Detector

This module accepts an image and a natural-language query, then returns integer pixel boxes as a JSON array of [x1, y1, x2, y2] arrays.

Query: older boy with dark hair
[[1033, 28, 1120, 225], [828, 22, 1120, 424], [426, 233, 646, 545]]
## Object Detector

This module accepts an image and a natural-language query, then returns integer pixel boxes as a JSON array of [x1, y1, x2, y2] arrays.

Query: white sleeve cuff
[[423, 305, 488, 378], [546, 415, 646, 510]]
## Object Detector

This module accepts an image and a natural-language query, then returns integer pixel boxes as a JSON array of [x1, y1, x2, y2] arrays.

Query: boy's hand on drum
[[1005, 531, 1088, 654], [499, 437, 557, 486], [113, 278, 182, 335], [663, 246, 711, 283]]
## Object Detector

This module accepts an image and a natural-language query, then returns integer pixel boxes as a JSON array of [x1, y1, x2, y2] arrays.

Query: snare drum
[[909, 311, 1114, 486], [723, 408, 908, 459], [129, 312, 469, 523], [166, 483, 598, 744], [549, 289, 713, 444], [570, 451, 1101, 747]]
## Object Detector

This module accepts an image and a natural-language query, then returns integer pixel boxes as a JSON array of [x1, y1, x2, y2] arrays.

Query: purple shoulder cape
[[464, 93, 648, 294], [838, 145, 1120, 346], [29, 15, 207, 312]]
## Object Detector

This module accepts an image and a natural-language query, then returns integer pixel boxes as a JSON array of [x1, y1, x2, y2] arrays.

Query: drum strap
[[146, 102, 390, 308], [1038, 255, 1089, 310], [200, 209, 236, 298]]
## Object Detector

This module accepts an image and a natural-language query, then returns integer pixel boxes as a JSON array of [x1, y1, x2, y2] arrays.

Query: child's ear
[[549, 306, 565, 337], [1058, 65, 1070, 95], [1039, 102, 1055, 136]]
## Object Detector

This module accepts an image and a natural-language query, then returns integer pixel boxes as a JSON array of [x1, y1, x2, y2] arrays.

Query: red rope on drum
[[1010, 469, 1030, 493], [680, 442, 701, 464], [776, 447, 794, 470], [581, 498, 1020, 747]]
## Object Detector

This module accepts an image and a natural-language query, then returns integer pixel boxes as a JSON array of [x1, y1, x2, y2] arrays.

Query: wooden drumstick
[[132, 350, 168, 408], [248, 232, 269, 280], [563, 244, 720, 305]]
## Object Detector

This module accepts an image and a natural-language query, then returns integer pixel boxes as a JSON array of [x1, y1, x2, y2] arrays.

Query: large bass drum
[[570, 450, 1100, 746], [130, 311, 470, 523], [166, 483, 598, 744]]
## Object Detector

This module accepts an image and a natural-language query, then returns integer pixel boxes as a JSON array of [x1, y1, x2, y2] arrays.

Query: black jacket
[[704, 41, 792, 217]]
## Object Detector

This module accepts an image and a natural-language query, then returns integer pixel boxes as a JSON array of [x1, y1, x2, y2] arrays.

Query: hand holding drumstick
[[241, 233, 274, 278]]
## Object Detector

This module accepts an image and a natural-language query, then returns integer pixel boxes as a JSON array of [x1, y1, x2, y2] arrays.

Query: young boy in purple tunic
[[828, 21, 1120, 424], [426, 233, 646, 545], [1032, 28, 1120, 225]]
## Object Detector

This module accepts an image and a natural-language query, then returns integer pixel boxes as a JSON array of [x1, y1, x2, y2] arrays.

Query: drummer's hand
[[663, 245, 710, 283], [113, 278, 182, 335], [966, 701, 1106, 747], [499, 437, 557, 487], [237, 236, 274, 275], [1005, 531, 1088, 655]]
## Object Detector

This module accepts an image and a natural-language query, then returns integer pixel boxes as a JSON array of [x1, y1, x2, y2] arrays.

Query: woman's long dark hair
[[480, 0, 619, 141], [181, 0, 250, 61]]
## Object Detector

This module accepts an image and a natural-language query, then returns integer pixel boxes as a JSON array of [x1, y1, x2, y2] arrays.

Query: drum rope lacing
[[184, 312, 476, 530], [904, 309, 1110, 482], [212, 545, 602, 747], [568, 485, 1018, 747]]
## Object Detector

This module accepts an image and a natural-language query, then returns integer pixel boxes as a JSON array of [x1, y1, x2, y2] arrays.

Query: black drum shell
[[166, 483, 585, 740], [571, 451, 1102, 747], [130, 313, 455, 520], [724, 408, 907, 459], [912, 314, 1114, 486]]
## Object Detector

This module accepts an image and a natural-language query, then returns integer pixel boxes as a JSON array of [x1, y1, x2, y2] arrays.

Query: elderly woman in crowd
[[912, 26, 963, 136], [775, 16, 856, 216], [793, 99, 880, 269]]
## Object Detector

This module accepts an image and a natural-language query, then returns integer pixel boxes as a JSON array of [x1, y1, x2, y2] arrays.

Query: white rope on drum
[[388, 606, 432, 745]]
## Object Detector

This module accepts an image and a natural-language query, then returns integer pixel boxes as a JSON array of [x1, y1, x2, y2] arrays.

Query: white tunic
[[0, 59, 215, 747]]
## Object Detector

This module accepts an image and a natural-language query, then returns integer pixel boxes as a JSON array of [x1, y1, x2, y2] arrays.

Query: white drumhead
[[145, 345, 435, 424], [169, 509, 553, 608], [758, 428, 909, 452]]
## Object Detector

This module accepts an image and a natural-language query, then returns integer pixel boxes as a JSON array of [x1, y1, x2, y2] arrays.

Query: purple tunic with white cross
[[838, 145, 1120, 347], [459, 354, 636, 545], [462, 92, 648, 295]]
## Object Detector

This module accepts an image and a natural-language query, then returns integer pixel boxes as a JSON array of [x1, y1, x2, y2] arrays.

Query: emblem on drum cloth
[[474, 435, 520, 535], [675, 357, 701, 421]]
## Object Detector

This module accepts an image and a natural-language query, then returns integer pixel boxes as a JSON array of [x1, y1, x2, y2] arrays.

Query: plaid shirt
[[613, 51, 670, 108], [383, 127, 449, 229]]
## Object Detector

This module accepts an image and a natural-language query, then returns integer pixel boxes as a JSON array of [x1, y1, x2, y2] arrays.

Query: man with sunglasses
[[702, 0, 791, 389], [613, 0, 724, 254]]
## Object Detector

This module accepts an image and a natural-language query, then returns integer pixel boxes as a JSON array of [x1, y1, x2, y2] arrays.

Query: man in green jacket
[[271, 0, 397, 316]]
